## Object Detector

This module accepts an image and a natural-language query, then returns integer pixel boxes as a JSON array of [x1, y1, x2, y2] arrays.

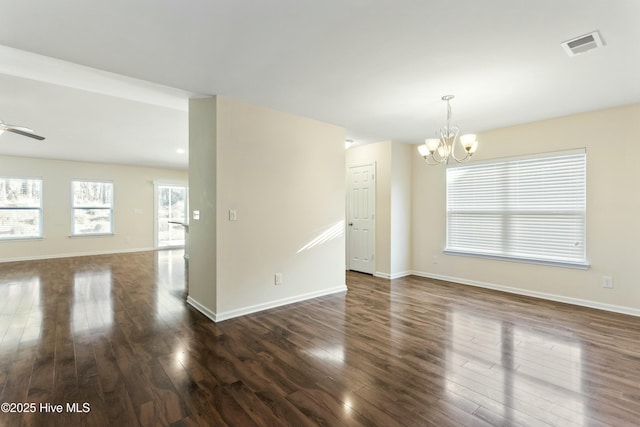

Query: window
[[0, 177, 43, 240], [446, 149, 587, 268], [72, 181, 113, 235], [155, 184, 187, 247]]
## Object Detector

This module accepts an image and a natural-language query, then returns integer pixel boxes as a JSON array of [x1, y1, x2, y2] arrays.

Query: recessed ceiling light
[[176, 148, 186, 154]]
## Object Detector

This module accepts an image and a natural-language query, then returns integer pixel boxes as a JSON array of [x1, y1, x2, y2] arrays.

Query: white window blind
[[446, 149, 587, 268]]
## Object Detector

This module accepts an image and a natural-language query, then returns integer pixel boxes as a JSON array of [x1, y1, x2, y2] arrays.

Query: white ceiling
[[0, 0, 638, 169]]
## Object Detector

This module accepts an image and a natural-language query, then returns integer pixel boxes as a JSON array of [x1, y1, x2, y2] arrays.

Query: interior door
[[348, 164, 375, 274]]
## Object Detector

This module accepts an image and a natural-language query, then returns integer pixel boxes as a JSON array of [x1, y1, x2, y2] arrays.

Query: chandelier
[[417, 95, 478, 165]]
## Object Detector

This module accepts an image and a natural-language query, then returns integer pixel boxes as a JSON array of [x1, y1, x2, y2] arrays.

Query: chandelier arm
[[423, 154, 444, 165], [424, 137, 448, 164], [449, 138, 471, 163]]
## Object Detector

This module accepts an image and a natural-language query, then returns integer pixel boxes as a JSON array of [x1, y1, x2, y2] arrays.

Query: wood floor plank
[[158, 353, 230, 427], [92, 334, 141, 426], [0, 251, 639, 426], [145, 360, 191, 425], [0, 356, 34, 427]]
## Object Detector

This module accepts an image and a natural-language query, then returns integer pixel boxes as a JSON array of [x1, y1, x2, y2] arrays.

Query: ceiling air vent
[[561, 31, 604, 56]]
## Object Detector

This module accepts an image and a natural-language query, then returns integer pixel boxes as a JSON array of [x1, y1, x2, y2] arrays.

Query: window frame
[[0, 176, 44, 241], [445, 149, 588, 269], [153, 181, 188, 248], [70, 180, 114, 237]]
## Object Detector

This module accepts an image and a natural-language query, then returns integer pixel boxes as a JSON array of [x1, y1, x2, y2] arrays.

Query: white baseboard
[[374, 271, 412, 280], [411, 270, 640, 318], [188, 285, 348, 323], [186, 296, 217, 322], [0, 247, 157, 263]]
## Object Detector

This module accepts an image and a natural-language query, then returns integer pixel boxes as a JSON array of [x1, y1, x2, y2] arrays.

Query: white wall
[[390, 141, 412, 277], [0, 155, 187, 261], [412, 103, 640, 314], [188, 96, 347, 321]]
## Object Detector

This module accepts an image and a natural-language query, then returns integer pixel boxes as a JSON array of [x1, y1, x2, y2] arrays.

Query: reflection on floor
[[0, 251, 638, 426]]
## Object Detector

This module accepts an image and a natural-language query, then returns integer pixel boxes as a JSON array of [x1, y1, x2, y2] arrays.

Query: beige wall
[[390, 141, 412, 276], [6, 101, 636, 317], [0, 155, 187, 261], [187, 97, 218, 312], [188, 96, 347, 320], [412, 103, 640, 314]]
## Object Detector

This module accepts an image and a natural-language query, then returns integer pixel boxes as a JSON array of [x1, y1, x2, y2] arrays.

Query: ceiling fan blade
[[5, 127, 45, 140], [5, 125, 35, 132]]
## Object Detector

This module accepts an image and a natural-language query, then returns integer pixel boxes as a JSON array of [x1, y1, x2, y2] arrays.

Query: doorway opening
[[155, 183, 188, 248]]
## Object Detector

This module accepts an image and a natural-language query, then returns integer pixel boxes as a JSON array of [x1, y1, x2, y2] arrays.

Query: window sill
[[444, 249, 590, 270], [69, 233, 115, 238], [0, 236, 44, 242]]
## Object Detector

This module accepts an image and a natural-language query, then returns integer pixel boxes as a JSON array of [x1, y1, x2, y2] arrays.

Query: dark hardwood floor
[[0, 250, 639, 426]]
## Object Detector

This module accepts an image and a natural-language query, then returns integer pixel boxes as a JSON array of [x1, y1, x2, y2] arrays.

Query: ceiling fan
[[0, 120, 45, 140]]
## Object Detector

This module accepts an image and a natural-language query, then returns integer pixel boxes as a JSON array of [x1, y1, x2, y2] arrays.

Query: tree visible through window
[[157, 185, 187, 247], [72, 181, 113, 235], [0, 178, 43, 239]]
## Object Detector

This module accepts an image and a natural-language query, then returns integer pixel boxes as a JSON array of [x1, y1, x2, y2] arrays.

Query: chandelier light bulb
[[425, 138, 440, 153]]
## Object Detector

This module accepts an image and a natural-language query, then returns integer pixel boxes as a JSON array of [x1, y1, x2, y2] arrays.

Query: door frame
[[346, 162, 376, 273], [153, 180, 189, 249]]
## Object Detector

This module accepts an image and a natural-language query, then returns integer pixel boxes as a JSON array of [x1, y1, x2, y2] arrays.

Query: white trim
[[154, 182, 188, 249], [152, 179, 188, 186], [346, 162, 376, 275], [153, 183, 159, 248], [216, 285, 348, 322], [0, 176, 44, 240], [374, 271, 412, 280], [186, 296, 217, 322], [68, 232, 115, 238], [410, 270, 640, 318], [188, 285, 348, 323], [0, 246, 156, 263], [71, 180, 114, 236], [444, 250, 590, 270], [390, 270, 412, 279]]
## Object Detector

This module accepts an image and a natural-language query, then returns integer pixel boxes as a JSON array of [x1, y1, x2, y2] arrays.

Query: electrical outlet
[[432, 255, 439, 264], [602, 276, 613, 289], [274, 273, 283, 286]]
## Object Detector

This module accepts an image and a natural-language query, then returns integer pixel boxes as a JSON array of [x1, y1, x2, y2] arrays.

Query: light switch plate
[[193, 210, 200, 220]]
